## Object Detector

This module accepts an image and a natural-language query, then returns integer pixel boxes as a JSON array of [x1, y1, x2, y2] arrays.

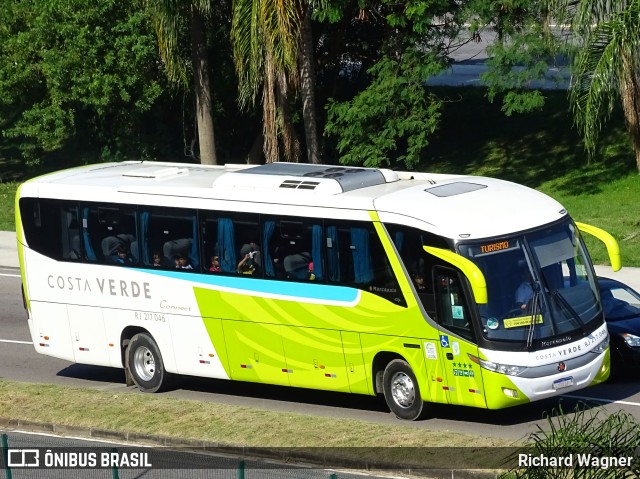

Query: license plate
[[553, 377, 574, 390]]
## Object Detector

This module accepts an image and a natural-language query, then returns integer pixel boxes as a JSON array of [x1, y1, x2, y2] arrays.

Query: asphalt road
[[2, 266, 640, 444]]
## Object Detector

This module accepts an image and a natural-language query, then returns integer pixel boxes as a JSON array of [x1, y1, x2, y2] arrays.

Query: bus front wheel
[[127, 333, 170, 393], [382, 359, 424, 420]]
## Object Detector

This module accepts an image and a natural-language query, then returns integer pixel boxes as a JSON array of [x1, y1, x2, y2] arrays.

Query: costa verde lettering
[[47, 275, 151, 299]]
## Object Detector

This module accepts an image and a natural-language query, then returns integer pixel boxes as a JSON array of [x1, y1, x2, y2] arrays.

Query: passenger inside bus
[[102, 234, 136, 265], [209, 256, 221, 272], [283, 252, 313, 280], [237, 241, 261, 275], [175, 254, 194, 270], [152, 252, 164, 268], [163, 238, 197, 271], [111, 246, 133, 265], [414, 273, 427, 292]]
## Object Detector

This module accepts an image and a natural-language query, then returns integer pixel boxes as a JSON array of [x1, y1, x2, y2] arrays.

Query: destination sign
[[480, 241, 510, 253]]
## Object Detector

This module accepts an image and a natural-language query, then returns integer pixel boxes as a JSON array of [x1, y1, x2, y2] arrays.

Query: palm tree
[[568, 0, 640, 171], [147, 0, 218, 165], [298, 5, 321, 164], [231, 0, 323, 163]]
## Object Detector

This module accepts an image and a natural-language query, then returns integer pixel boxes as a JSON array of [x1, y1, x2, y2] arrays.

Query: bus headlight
[[621, 334, 640, 348], [592, 335, 609, 354], [469, 354, 526, 376]]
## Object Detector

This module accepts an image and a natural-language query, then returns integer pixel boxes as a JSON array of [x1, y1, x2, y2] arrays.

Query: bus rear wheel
[[127, 333, 170, 393], [382, 359, 424, 420]]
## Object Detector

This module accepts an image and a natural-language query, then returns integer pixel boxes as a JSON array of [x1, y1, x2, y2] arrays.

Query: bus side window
[[434, 269, 475, 342], [265, 216, 321, 281], [327, 220, 405, 307], [386, 224, 449, 314], [141, 207, 198, 271], [62, 205, 81, 261], [82, 205, 138, 265], [199, 213, 259, 275], [19, 198, 76, 261]]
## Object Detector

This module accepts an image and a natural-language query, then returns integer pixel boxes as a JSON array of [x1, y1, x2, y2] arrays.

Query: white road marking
[[564, 394, 640, 407], [0, 273, 20, 278], [0, 339, 32, 345]]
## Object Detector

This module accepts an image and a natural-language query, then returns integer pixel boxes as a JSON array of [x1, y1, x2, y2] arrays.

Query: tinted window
[[20, 198, 79, 261], [263, 216, 321, 281], [326, 220, 405, 306], [81, 204, 138, 265], [200, 211, 260, 276], [140, 207, 198, 271]]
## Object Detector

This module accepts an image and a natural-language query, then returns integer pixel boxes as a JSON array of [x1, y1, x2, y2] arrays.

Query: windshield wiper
[[526, 284, 541, 349], [551, 289, 583, 328]]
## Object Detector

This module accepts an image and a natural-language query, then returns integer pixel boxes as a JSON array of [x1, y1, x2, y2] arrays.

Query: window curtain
[[327, 226, 340, 282], [351, 227, 373, 283], [311, 224, 323, 281], [217, 218, 236, 273], [81, 208, 97, 261], [140, 211, 150, 265], [190, 214, 199, 269], [262, 220, 276, 277]]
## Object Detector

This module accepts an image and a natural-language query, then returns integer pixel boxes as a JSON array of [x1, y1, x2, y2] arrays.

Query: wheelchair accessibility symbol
[[440, 335, 450, 348]]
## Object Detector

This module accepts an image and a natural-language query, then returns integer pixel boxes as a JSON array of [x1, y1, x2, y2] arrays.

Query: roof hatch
[[213, 163, 399, 194], [123, 166, 189, 181]]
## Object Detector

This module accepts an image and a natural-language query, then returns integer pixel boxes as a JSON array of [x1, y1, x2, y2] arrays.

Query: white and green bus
[[16, 162, 621, 420]]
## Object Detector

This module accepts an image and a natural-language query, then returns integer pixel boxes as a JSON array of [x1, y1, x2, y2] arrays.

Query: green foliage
[[0, 0, 165, 166], [324, 0, 465, 169], [468, 0, 565, 115], [325, 48, 443, 168], [0, 182, 18, 232], [500, 404, 640, 478], [568, 0, 640, 163], [231, 0, 300, 109]]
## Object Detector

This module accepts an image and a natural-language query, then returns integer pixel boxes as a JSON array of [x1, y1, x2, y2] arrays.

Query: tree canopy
[[0, 0, 166, 166], [0, 0, 638, 173]]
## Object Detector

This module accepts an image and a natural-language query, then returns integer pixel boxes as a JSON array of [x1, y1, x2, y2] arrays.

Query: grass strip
[[0, 380, 517, 449]]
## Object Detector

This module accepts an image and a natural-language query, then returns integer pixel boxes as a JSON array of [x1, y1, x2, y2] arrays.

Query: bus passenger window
[[263, 216, 320, 281], [19, 198, 78, 261], [142, 207, 198, 271], [201, 212, 260, 276], [326, 220, 406, 307], [80, 204, 138, 264]]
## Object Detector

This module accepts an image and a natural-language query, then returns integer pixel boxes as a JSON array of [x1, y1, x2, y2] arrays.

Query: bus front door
[[433, 268, 487, 408]]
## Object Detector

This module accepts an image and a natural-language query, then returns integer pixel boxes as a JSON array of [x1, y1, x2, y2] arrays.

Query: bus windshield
[[458, 219, 601, 346]]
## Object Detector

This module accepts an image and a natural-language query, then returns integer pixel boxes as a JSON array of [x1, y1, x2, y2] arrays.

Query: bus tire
[[127, 333, 170, 393], [382, 359, 424, 420]]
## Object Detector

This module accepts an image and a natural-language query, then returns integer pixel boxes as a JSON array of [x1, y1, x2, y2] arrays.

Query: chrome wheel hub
[[134, 346, 155, 382], [391, 372, 415, 408]]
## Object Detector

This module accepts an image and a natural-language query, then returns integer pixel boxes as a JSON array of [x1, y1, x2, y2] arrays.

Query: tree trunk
[[276, 70, 300, 163], [620, 55, 640, 172], [191, 8, 218, 165], [297, 7, 321, 164], [262, 54, 279, 163]]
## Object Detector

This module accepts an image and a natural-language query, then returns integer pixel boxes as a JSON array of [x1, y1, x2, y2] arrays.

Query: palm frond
[[146, 0, 189, 86], [231, 0, 264, 107], [569, 0, 640, 158]]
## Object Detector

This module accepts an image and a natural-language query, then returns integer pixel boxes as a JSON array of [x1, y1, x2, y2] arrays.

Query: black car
[[598, 277, 640, 377]]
